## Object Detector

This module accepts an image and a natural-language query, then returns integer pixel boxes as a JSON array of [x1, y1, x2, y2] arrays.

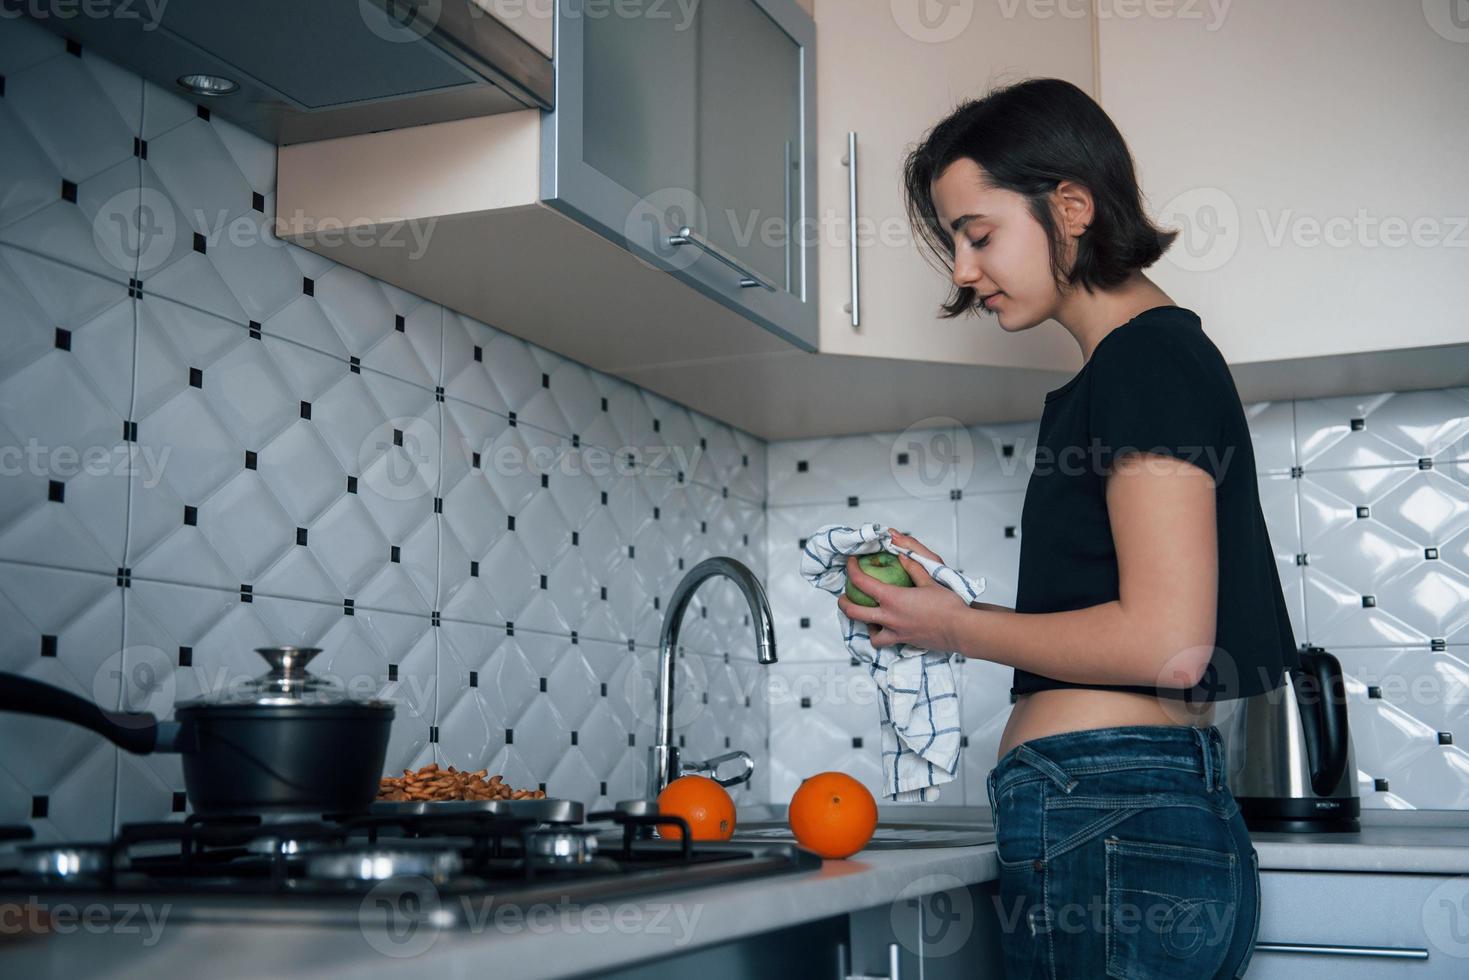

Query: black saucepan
[[0, 647, 393, 815]]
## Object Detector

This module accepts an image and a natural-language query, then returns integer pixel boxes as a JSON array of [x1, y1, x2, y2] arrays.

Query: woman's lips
[[982, 291, 1003, 309]]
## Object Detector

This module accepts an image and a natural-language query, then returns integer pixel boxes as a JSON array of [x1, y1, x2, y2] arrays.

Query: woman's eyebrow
[[949, 213, 989, 233]]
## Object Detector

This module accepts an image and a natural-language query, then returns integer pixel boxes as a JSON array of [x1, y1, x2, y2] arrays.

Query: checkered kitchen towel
[[800, 522, 985, 801]]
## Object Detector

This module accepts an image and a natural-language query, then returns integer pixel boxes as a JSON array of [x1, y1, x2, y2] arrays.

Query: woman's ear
[[1053, 179, 1094, 239]]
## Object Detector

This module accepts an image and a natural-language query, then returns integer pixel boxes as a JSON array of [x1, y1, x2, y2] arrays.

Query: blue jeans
[[985, 724, 1260, 979]]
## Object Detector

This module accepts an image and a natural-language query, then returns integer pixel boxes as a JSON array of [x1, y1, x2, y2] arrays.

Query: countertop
[[6, 808, 1469, 980]]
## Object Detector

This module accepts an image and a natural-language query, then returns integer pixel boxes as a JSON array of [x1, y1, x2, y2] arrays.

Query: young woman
[[836, 78, 1295, 978]]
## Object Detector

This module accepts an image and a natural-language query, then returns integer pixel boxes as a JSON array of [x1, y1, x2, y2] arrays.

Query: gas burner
[[245, 834, 331, 858], [524, 826, 599, 865], [305, 840, 465, 883], [16, 843, 111, 880]]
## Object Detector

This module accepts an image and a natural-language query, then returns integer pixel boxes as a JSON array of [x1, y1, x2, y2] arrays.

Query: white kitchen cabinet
[[1241, 869, 1462, 978], [1095, 0, 1469, 371], [812, 0, 1090, 374]]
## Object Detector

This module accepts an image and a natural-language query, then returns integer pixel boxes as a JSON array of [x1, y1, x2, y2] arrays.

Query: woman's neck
[[1055, 273, 1176, 363]]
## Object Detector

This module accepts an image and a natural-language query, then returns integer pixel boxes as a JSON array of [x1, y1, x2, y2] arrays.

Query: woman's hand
[[836, 546, 969, 654], [886, 528, 943, 564]]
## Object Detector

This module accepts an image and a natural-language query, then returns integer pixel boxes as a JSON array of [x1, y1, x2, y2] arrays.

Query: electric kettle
[[1223, 646, 1361, 833]]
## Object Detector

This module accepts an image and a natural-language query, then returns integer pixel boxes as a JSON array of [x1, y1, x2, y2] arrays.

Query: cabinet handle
[[836, 940, 900, 980], [1254, 942, 1429, 959], [841, 131, 860, 328], [666, 227, 777, 291]]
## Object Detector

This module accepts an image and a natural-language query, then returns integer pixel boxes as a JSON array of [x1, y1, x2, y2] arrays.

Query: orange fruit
[[655, 774, 736, 841], [788, 771, 878, 859]]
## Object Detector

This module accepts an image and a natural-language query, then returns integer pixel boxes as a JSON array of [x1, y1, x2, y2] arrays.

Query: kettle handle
[[1301, 649, 1350, 797]]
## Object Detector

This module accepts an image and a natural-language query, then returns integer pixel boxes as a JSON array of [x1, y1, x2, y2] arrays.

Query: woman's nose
[[952, 251, 983, 290]]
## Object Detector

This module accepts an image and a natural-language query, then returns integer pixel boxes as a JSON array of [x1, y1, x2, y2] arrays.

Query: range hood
[[23, 0, 553, 144]]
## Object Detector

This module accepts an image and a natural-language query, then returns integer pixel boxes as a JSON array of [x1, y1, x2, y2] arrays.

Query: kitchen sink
[[730, 804, 995, 850]]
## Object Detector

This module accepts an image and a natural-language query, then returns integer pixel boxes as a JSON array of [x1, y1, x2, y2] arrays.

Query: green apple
[[844, 552, 913, 608]]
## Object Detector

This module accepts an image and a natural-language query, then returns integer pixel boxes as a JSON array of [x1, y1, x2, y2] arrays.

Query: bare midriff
[[997, 686, 1216, 762]]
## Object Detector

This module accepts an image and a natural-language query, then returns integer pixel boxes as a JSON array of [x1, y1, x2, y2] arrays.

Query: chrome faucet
[[646, 556, 777, 801]]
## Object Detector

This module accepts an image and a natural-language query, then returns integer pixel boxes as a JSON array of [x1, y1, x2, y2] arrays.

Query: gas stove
[[0, 800, 820, 929]]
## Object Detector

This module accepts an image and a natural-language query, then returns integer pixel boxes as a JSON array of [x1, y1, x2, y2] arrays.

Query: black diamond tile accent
[[1356, 506, 1370, 519], [1350, 418, 1365, 431], [469, 561, 479, 577], [600, 682, 607, 697], [171, 791, 186, 812], [428, 726, 438, 743], [123, 420, 137, 442], [541, 372, 549, 388], [800, 696, 811, 708], [799, 617, 809, 629], [431, 611, 440, 627], [473, 345, 482, 362], [1362, 595, 1376, 608], [390, 546, 401, 563], [469, 671, 478, 687], [1439, 732, 1453, 745], [302, 276, 314, 296], [388, 664, 398, 682], [347, 476, 358, 494], [189, 367, 203, 388], [244, 450, 257, 470], [506, 728, 515, 744], [61, 179, 77, 203], [507, 515, 515, 531], [1004, 526, 1016, 538], [197, 104, 210, 121], [54, 328, 70, 350], [1374, 777, 1389, 792], [796, 459, 807, 472], [296, 527, 308, 546], [183, 505, 198, 526], [31, 796, 47, 819], [178, 646, 192, 666], [570, 731, 577, 745], [252, 192, 265, 213], [433, 497, 442, 514], [1426, 547, 1440, 560], [300, 401, 311, 420], [40, 635, 57, 658], [627, 732, 635, 747], [248, 320, 261, 339], [539, 676, 547, 692], [240, 584, 253, 603], [349, 357, 360, 374], [395, 314, 405, 332], [344, 599, 355, 615], [47, 480, 64, 503], [1367, 685, 1382, 699], [847, 495, 859, 507], [192, 232, 206, 254]]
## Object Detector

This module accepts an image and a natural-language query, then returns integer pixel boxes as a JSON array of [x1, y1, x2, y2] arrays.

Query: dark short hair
[[902, 77, 1178, 318]]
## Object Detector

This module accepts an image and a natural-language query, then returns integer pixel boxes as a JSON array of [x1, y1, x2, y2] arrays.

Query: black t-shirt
[[1011, 305, 1298, 703]]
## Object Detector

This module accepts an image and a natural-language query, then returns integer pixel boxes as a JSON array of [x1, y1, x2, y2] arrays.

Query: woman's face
[[929, 158, 1070, 331]]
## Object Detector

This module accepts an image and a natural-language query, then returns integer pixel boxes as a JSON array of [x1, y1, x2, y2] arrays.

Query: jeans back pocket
[[1105, 837, 1238, 980]]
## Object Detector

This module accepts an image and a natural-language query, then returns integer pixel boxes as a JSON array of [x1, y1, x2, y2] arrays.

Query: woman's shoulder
[[1090, 305, 1226, 377]]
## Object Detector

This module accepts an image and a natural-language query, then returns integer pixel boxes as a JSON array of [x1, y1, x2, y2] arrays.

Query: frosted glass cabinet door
[[581, 1, 697, 200], [544, 0, 818, 350], [696, 0, 803, 296]]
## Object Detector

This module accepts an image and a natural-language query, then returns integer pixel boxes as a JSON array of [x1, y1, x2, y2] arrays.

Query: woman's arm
[[947, 452, 1218, 689], [843, 455, 1218, 690]]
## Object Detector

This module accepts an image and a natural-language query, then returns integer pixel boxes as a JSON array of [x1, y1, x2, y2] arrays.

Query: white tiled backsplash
[[764, 393, 1469, 811], [0, 18, 769, 842], [4, 19, 1468, 845]]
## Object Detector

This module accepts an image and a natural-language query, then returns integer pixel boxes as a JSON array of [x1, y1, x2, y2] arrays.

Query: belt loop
[[986, 767, 998, 813], [1194, 726, 1214, 790], [1014, 744, 1078, 794]]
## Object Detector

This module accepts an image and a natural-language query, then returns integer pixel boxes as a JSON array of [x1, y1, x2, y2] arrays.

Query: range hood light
[[177, 73, 239, 97]]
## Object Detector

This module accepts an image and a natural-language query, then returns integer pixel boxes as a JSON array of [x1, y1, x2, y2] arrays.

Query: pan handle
[[0, 672, 168, 754]]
